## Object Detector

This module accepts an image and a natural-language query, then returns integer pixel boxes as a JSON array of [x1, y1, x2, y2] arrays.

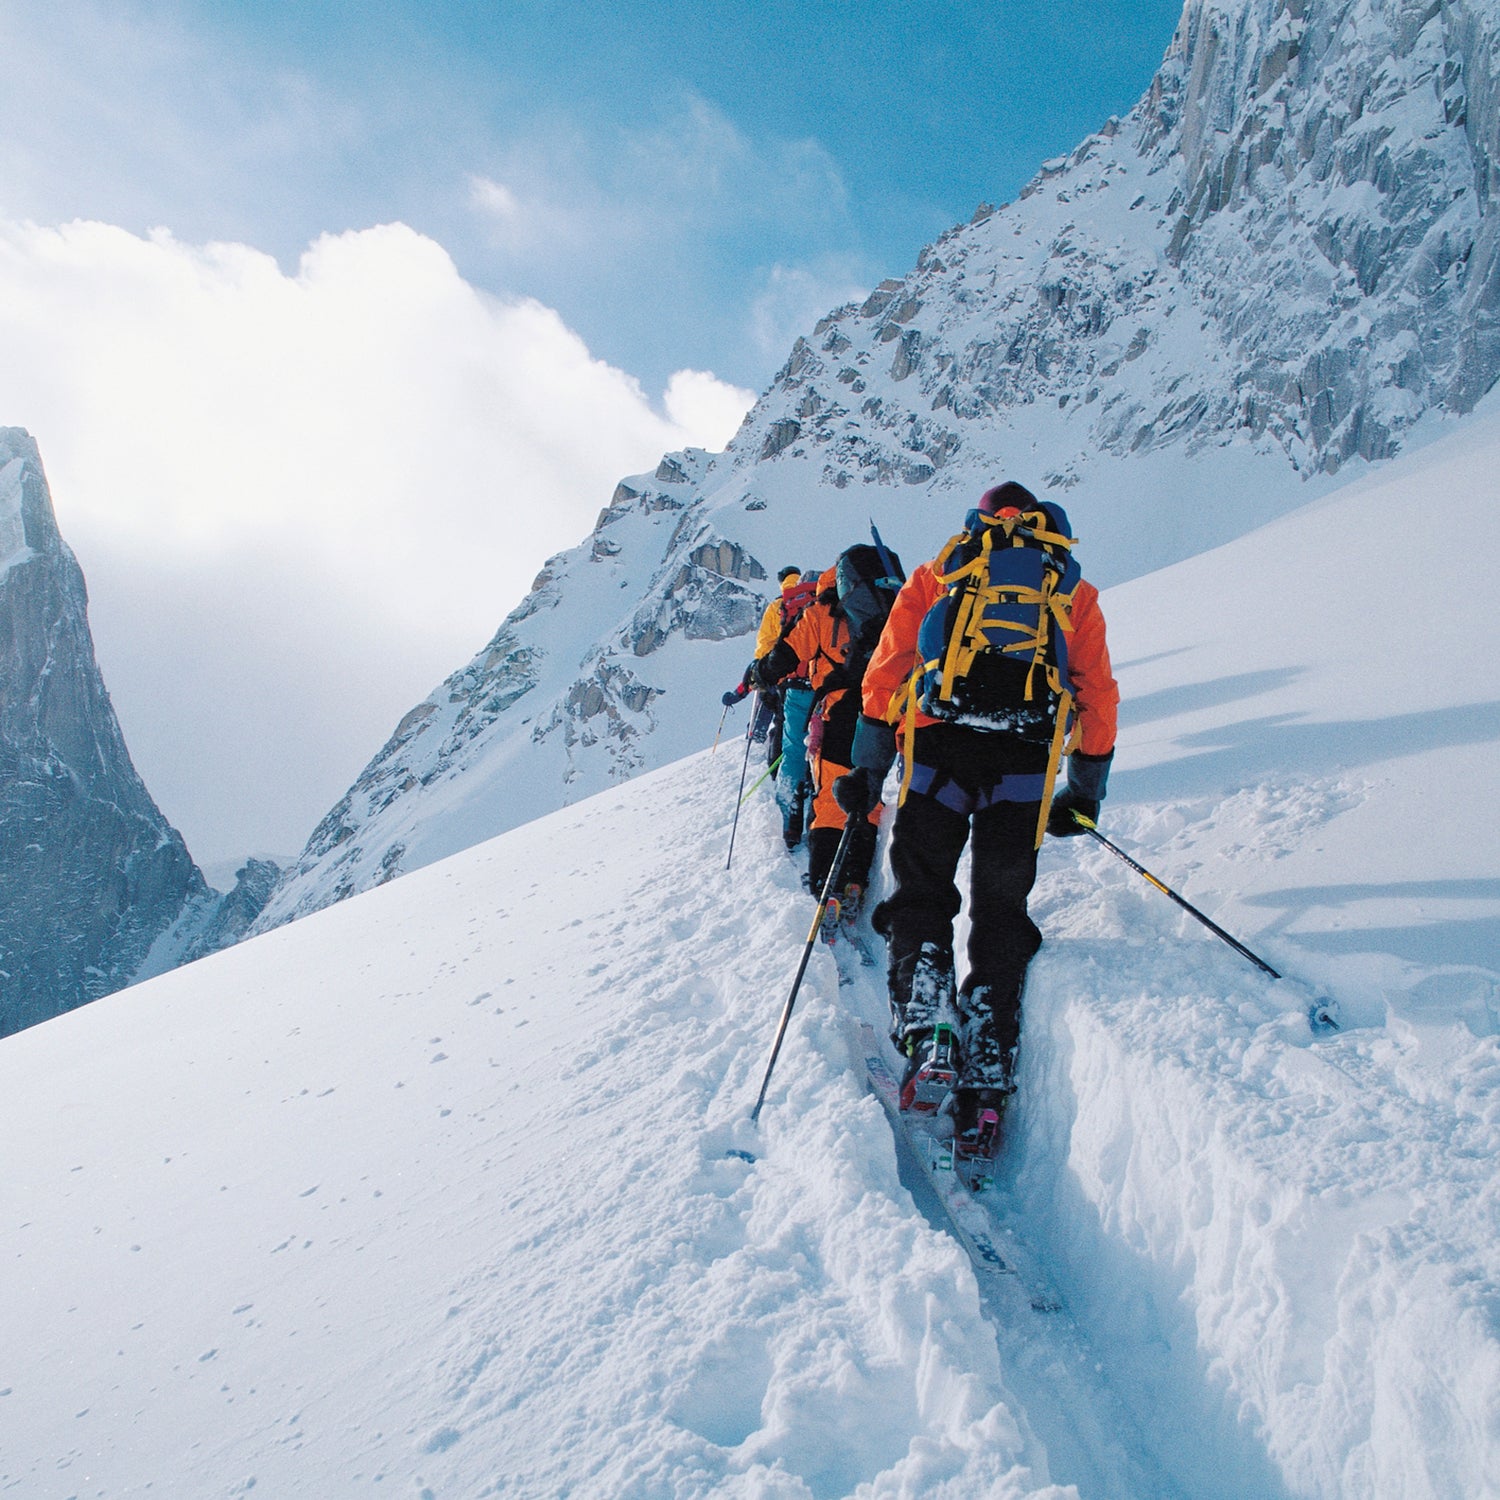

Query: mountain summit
[[0, 430, 284, 1033], [257, 0, 1500, 930], [0, 429, 206, 1033]]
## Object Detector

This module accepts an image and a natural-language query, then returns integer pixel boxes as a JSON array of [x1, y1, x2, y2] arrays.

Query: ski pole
[[1072, 814, 1338, 1031], [712, 701, 731, 754], [751, 818, 857, 1123], [738, 754, 783, 808], [724, 718, 756, 870]]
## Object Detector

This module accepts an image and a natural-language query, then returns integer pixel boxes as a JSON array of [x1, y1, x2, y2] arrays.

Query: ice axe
[[1071, 813, 1340, 1034], [869, 519, 906, 586]]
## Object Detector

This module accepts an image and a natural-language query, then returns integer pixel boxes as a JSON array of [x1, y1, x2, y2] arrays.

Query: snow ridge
[[5, 399, 1498, 1491]]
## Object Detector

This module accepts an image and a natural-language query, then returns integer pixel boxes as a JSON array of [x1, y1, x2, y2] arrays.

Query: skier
[[720, 567, 816, 840], [756, 544, 902, 915], [758, 567, 820, 849], [717, 567, 792, 750], [834, 482, 1117, 1156]]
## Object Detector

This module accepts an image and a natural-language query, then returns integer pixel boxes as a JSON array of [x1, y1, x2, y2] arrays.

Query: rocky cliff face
[[254, 447, 772, 928], [734, 0, 1500, 517], [1154, 0, 1500, 457], [0, 429, 210, 1034], [137, 857, 283, 977], [256, 0, 1500, 929]]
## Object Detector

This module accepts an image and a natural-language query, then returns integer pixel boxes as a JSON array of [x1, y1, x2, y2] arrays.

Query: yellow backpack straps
[[932, 530, 986, 587], [1048, 584, 1075, 634], [938, 583, 980, 699], [1020, 508, 1076, 551], [1019, 568, 1053, 702], [1033, 687, 1074, 850], [935, 523, 995, 699]]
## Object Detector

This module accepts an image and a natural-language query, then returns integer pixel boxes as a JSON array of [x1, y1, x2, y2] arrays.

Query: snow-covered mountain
[[256, 0, 1500, 931], [0, 429, 277, 1034], [5, 404, 1496, 1497]]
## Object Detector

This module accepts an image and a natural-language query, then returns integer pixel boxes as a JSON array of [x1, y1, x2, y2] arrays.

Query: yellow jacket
[[754, 572, 804, 657]]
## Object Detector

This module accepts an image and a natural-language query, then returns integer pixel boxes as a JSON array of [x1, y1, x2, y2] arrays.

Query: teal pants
[[776, 685, 814, 811]]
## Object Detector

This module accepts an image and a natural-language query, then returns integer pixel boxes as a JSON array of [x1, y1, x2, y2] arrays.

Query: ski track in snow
[[3, 742, 1499, 1498]]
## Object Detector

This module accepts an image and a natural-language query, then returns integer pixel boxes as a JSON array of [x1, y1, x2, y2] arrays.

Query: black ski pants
[[873, 725, 1046, 1005]]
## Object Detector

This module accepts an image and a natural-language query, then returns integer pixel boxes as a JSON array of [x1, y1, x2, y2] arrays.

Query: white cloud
[[663, 369, 755, 450], [0, 219, 695, 581], [749, 259, 872, 363], [467, 174, 521, 221], [0, 217, 747, 861], [462, 93, 856, 273]]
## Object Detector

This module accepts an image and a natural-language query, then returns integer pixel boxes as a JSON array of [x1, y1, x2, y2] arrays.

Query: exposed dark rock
[[179, 860, 281, 965], [0, 429, 206, 1035]]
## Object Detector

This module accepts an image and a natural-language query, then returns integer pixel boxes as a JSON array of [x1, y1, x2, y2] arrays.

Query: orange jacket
[[861, 560, 1118, 756], [780, 568, 848, 698]]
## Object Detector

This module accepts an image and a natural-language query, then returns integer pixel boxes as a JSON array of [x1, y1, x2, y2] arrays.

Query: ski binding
[[954, 1106, 1004, 1190], [899, 1023, 959, 1113]]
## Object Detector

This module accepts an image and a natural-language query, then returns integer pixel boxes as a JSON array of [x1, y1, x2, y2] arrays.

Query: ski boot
[[951, 1087, 1007, 1188], [818, 893, 843, 946], [782, 782, 808, 852], [954, 983, 1021, 1103], [898, 1023, 959, 1113], [887, 943, 955, 1043], [949, 1003, 1017, 1186], [839, 882, 864, 938]]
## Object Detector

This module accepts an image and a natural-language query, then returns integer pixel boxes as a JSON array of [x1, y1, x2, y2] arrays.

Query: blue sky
[[4, 0, 1185, 393], [0, 0, 1186, 862]]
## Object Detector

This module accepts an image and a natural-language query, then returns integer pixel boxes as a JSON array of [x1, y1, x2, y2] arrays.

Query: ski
[[839, 884, 879, 968], [818, 893, 879, 977], [818, 895, 843, 945], [817, 924, 1057, 1311], [855, 1021, 1060, 1313], [818, 896, 853, 986]]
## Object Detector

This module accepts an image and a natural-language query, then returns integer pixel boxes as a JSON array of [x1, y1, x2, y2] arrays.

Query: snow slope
[[1, 756, 1074, 1500], [3, 407, 1499, 1498]]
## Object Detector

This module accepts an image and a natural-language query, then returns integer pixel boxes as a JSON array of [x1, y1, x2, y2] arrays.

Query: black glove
[[1047, 788, 1098, 837], [1049, 747, 1112, 836], [755, 640, 798, 691], [833, 768, 876, 819], [850, 715, 897, 781], [721, 689, 740, 707]]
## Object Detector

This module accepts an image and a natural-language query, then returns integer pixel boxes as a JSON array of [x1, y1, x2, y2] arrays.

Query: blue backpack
[[914, 503, 1080, 743]]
